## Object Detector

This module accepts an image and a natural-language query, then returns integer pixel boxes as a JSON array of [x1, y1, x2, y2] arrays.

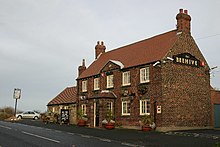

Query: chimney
[[78, 59, 86, 76], [95, 41, 106, 59], [176, 9, 191, 34]]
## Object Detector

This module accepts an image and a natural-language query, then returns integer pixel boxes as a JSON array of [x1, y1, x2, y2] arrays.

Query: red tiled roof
[[78, 30, 178, 79], [47, 86, 77, 106]]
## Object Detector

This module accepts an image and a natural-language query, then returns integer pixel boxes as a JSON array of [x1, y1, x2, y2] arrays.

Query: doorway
[[214, 104, 220, 128], [94, 101, 100, 127]]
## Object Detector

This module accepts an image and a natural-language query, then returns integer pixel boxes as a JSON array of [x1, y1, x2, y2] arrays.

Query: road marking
[[80, 134, 91, 138], [98, 138, 111, 142], [68, 132, 75, 135], [121, 142, 138, 147], [22, 131, 60, 143], [0, 125, 12, 130]]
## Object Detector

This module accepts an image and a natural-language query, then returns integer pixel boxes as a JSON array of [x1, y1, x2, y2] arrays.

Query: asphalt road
[[0, 121, 126, 147], [0, 120, 220, 147]]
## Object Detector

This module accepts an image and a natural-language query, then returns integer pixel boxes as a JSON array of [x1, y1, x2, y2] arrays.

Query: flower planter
[[77, 119, 86, 127], [105, 123, 115, 129], [142, 126, 151, 132]]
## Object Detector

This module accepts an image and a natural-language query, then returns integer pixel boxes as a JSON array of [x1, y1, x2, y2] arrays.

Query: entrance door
[[214, 104, 220, 128], [94, 101, 100, 127]]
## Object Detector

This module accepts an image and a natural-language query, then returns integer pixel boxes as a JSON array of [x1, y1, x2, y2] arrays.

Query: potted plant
[[102, 110, 115, 129], [77, 109, 87, 127], [140, 115, 155, 131]]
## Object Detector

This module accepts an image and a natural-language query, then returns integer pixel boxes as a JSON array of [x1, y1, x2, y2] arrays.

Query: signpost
[[13, 88, 21, 116]]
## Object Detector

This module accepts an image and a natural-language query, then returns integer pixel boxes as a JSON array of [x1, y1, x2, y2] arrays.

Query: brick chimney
[[176, 9, 191, 34], [78, 59, 86, 76], [95, 41, 106, 59]]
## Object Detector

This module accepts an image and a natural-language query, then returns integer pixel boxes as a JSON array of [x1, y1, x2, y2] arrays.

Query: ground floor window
[[122, 101, 131, 116], [81, 104, 87, 115], [140, 99, 150, 115], [107, 102, 113, 112]]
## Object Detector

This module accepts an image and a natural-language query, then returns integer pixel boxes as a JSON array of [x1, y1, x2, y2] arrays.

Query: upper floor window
[[107, 75, 114, 88], [122, 71, 131, 86], [140, 67, 149, 83], [82, 80, 87, 92], [140, 99, 150, 115], [122, 101, 131, 116], [94, 78, 100, 90]]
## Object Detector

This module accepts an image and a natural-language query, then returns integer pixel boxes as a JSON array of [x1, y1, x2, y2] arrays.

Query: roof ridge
[[105, 30, 177, 54]]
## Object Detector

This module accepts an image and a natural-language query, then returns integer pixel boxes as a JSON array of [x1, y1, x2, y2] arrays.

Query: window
[[122, 101, 131, 115], [94, 78, 100, 90], [107, 102, 113, 112], [140, 67, 149, 83], [140, 99, 150, 115], [81, 104, 87, 115], [122, 71, 131, 86], [107, 75, 114, 88], [52, 107, 55, 112], [82, 80, 87, 92]]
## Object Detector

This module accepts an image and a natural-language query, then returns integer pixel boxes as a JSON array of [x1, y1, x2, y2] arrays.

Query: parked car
[[16, 111, 40, 120]]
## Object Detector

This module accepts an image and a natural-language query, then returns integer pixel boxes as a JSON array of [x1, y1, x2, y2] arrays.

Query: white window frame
[[107, 102, 113, 112], [140, 67, 150, 83], [122, 71, 131, 86], [82, 80, 87, 92], [107, 75, 114, 88], [140, 99, 150, 115], [81, 104, 87, 116], [94, 78, 100, 90], [52, 107, 55, 113], [122, 101, 131, 116]]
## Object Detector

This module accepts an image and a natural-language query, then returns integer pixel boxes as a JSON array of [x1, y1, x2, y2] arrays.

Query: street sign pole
[[14, 99, 18, 116], [13, 88, 21, 117]]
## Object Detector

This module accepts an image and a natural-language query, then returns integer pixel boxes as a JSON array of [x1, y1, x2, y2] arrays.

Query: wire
[[195, 34, 220, 40]]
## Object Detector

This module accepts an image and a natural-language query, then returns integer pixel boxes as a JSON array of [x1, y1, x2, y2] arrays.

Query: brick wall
[[159, 33, 212, 129]]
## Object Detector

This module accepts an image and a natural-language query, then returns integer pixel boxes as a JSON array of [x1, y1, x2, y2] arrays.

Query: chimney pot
[[97, 41, 100, 45], [101, 41, 104, 45], [179, 9, 183, 13], [184, 10, 188, 14]]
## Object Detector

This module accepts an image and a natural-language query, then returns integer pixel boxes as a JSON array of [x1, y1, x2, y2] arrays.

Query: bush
[[0, 107, 15, 120]]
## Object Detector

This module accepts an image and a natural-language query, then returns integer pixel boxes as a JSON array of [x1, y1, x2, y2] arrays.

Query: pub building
[[76, 9, 212, 131]]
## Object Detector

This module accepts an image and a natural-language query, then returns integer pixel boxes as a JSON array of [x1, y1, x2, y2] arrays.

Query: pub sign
[[173, 53, 204, 67]]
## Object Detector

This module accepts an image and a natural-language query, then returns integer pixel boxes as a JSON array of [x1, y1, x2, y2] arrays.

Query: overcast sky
[[1, 0, 220, 112]]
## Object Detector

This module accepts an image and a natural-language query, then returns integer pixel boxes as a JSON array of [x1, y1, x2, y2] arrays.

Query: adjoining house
[[47, 86, 77, 124], [76, 9, 212, 131], [211, 88, 220, 128]]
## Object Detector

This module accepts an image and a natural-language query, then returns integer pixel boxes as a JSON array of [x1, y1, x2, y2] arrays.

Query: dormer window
[[94, 78, 100, 90], [82, 80, 87, 92], [106, 75, 114, 88], [140, 67, 149, 83], [122, 71, 131, 86]]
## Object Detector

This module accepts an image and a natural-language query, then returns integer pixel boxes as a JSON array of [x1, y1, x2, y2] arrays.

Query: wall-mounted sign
[[157, 106, 162, 114], [173, 53, 204, 67]]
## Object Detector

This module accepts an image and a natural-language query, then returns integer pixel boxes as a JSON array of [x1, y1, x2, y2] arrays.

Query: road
[[0, 121, 128, 147], [0, 120, 220, 147]]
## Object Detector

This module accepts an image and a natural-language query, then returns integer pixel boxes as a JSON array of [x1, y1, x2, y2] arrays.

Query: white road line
[[98, 138, 111, 142], [80, 134, 91, 138], [121, 142, 138, 147], [68, 132, 75, 135], [0, 125, 12, 130], [22, 131, 60, 143]]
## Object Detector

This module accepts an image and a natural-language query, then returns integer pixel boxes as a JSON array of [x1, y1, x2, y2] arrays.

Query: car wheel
[[33, 116, 39, 120], [17, 115, 22, 119]]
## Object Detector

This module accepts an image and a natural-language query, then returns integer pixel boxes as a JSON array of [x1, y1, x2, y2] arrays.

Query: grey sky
[[1, 0, 220, 112]]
